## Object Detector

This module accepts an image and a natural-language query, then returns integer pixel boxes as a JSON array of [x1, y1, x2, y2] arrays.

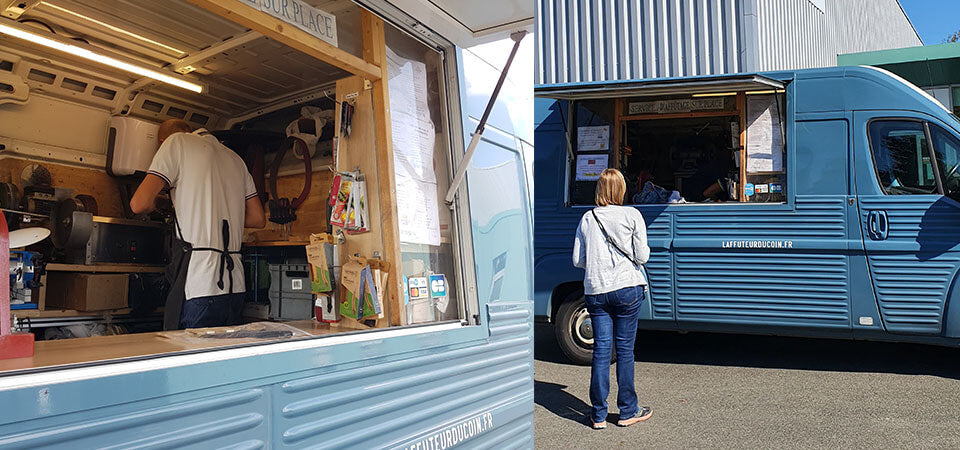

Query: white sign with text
[[238, 0, 338, 47]]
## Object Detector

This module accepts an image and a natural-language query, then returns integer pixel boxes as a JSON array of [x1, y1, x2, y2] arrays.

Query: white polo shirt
[[147, 129, 257, 300]]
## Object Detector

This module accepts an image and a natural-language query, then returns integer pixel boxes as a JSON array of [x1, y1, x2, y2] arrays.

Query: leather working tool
[[268, 136, 312, 239]]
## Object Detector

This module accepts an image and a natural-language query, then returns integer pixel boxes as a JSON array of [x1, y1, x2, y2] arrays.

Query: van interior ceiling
[[1, 0, 457, 365]]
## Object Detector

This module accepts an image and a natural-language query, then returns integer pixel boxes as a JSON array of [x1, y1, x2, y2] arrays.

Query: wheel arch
[[550, 281, 584, 323]]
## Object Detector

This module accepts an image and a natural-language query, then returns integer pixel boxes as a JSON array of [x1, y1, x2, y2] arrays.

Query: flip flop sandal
[[617, 406, 652, 427], [592, 422, 607, 430]]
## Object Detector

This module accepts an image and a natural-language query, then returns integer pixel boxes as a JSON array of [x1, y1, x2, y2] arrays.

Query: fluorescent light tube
[[40, 2, 187, 57], [0, 20, 202, 93], [691, 92, 737, 98]]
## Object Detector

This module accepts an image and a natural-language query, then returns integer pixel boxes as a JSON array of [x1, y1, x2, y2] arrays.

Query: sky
[[898, 0, 960, 45]]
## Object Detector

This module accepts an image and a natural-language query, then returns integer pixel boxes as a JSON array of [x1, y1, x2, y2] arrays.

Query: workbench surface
[[0, 320, 369, 373]]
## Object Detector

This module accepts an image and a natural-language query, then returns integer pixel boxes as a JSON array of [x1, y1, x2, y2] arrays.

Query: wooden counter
[[0, 320, 370, 373]]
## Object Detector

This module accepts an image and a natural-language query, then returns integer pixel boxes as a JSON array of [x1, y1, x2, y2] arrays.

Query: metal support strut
[[444, 30, 527, 207]]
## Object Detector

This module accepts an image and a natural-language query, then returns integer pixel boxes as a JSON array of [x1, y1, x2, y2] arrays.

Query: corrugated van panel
[[673, 197, 851, 326], [675, 251, 850, 325], [675, 197, 847, 239], [859, 197, 960, 335], [0, 305, 533, 449], [0, 388, 271, 448]]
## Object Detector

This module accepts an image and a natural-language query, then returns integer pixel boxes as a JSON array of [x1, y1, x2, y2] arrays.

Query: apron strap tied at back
[[191, 219, 239, 294]]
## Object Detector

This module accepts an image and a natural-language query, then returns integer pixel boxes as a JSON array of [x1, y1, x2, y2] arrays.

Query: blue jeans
[[586, 285, 643, 423]]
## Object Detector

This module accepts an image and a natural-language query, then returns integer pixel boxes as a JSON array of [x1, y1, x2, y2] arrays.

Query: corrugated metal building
[[535, 0, 921, 84]]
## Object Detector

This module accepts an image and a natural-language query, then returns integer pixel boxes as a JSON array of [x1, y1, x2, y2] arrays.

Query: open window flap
[[373, 0, 533, 47], [535, 74, 786, 100]]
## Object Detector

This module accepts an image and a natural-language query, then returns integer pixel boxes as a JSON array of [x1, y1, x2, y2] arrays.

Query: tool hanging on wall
[[210, 129, 289, 206], [339, 100, 354, 138], [267, 136, 312, 239], [285, 106, 333, 159]]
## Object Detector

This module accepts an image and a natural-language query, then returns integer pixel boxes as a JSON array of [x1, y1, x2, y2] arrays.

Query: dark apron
[[163, 217, 239, 330]]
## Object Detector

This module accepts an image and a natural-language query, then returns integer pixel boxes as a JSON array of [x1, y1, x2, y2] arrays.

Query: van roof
[[535, 65, 960, 132], [534, 73, 785, 100]]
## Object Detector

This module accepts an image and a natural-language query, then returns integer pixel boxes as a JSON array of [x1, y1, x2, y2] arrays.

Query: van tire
[[555, 293, 616, 366]]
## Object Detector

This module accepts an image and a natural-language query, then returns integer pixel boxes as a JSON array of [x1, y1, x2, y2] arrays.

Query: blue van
[[535, 66, 960, 364]]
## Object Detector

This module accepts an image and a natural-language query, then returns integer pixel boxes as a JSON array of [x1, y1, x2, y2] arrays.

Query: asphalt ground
[[534, 323, 960, 449]]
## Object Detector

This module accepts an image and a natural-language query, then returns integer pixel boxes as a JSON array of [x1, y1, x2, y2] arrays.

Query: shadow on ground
[[534, 323, 960, 380], [533, 381, 590, 426], [535, 380, 631, 428]]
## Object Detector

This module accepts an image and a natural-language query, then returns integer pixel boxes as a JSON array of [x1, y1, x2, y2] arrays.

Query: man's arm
[[244, 196, 266, 229], [129, 174, 167, 214]]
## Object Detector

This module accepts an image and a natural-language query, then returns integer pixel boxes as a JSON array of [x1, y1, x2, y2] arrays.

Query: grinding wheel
[[20, 163, 51, 188], [0, 182, 18, 210], [75, 194, 98, 216], [51, 198, 92, 249]]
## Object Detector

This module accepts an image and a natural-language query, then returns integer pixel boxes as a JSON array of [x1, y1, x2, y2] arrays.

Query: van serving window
[[0, 1, 484, 374], [563, 89, 787, 205]]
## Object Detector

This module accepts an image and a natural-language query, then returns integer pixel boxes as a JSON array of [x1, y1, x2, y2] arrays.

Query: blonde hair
[[595, 168, 626, 206], [158, 119, 193, 144]]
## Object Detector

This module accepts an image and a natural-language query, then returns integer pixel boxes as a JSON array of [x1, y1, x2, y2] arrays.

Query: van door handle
[[876, 210, 889, 240], [868, 210, 888, 241]]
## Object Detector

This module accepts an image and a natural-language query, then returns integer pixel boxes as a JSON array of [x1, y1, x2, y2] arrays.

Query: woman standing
[[572, 168, 652, 429]]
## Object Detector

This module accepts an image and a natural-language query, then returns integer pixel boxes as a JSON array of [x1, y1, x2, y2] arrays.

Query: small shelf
[[14, 308, 134, 318], [243, 240, 309, 247], [45, 263, 165, 273]]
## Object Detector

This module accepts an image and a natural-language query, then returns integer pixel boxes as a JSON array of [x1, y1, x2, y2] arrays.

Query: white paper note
[[388, 46, 442, 246], [575, 154, 609, 181], [387, 47, 436, 184], [746, 95, 784, 173], [395, 175, 441, 246], [577, 125, 610, 151]]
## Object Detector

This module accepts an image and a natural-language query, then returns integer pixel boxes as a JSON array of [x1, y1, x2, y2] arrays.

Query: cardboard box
[[45, 273, 129, 311]]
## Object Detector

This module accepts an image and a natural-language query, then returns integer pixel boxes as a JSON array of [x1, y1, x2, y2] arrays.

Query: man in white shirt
[[131, 119, 266, 329]]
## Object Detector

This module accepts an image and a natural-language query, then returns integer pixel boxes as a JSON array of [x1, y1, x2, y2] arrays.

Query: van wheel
[[555, 294, 615, 365]]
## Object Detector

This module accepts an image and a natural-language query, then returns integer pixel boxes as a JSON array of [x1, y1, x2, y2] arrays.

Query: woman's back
[[573, 204, 650, 296]]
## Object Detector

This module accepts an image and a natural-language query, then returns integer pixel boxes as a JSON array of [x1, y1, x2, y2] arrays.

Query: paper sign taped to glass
[[386, 46, 443, 247], [575, 154, 609, 181], [395, 176, 441, 246], [746, 94, 784, 173], [577, 126, 609, 151]]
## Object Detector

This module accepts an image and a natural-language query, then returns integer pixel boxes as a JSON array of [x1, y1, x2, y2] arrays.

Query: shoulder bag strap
[[590, 209, 639, 268]]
